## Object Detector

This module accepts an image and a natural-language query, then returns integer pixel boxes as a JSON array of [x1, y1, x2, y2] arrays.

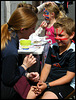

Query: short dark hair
[[53, 17, 75, 36]]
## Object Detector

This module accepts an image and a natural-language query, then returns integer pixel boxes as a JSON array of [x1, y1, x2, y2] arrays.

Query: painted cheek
[[55, 29, 60, 40], [43, 8, 46, 12], [45, 17, 49, 20], [43, 14, 49, 18], [60, 38, 68, 41], [55, 37, 68, 41], [55, 37, 68, 45], [60, 38, 68, 44], [43, 8, 49, 20], [55, 36, 61, 41], [55, 29, 68, 41], [43, 8, 49, 15]]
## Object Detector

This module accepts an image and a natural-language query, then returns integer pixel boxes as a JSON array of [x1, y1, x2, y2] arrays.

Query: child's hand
[[40, 21, 47, 28], [37, 81, 47, 93]]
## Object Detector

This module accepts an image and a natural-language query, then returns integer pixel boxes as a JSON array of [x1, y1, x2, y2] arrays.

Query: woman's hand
[[32, 86, 41, 96], [21, 54, 37, 70], [26, 72, 40, 82]]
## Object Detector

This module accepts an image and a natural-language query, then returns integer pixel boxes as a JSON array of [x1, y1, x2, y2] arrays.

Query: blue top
[[45, 42, 75, 89], [1, 31, 26, 86]]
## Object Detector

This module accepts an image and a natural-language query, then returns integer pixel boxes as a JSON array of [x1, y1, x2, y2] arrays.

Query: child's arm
[[49, 71, 75, 87], [39, 63, 75, 83], [37, 1, 55, 14], [33, 20, 47, 36], [37, 70, 75, 94], [29, 21, 47, 40], [40, 63, 51, 82], [37, 2, 45, 14]]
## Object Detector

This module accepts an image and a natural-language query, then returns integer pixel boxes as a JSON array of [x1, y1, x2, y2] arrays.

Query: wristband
[[22, 64, 27, 68], [25, 72, 29, 78], [46, 82, 50, 89]]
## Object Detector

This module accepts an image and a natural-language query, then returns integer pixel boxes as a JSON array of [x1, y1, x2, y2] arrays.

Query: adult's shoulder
[[1, 38, 18, 58]]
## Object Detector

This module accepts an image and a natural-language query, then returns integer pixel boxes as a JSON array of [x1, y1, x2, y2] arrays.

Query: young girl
[[34, 2, 67, 67], [30, 2, 66, 42]]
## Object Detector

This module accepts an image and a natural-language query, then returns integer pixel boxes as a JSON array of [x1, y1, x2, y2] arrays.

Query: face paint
[[60, 30, 64, 35], [43, 8, 49, 20], [55, 29, 68, 44]]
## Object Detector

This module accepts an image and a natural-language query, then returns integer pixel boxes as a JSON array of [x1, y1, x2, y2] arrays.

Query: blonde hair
[[1, 8, 38, 50], [44, 3, 67, 20]]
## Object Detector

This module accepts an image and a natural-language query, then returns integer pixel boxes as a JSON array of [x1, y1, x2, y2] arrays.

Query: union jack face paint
[[43, 8, 49, 20]]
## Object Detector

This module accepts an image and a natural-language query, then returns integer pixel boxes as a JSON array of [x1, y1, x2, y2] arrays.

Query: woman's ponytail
[[1, 23, 11, 50]]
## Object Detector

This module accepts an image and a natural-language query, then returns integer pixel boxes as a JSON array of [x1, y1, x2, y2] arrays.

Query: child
[[26, 17, 75, 99], [34, 2, 67, 67]]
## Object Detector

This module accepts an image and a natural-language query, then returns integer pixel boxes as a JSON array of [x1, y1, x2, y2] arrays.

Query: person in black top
[[1, 8, 39, 99], [26, 17, 75, 99]]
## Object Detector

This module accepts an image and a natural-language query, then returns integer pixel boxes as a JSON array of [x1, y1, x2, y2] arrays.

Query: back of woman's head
[[1, 7, 38, 50], [44, 3, 66, 20], [8, 7, 38, 30]]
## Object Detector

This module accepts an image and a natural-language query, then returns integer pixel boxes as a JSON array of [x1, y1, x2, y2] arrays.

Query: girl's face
[[54, 27, 72, 47], [43, 8, 50, 20]]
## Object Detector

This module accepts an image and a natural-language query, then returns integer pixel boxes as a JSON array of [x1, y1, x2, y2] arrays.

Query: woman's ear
[[20, 28, 25, 34]]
